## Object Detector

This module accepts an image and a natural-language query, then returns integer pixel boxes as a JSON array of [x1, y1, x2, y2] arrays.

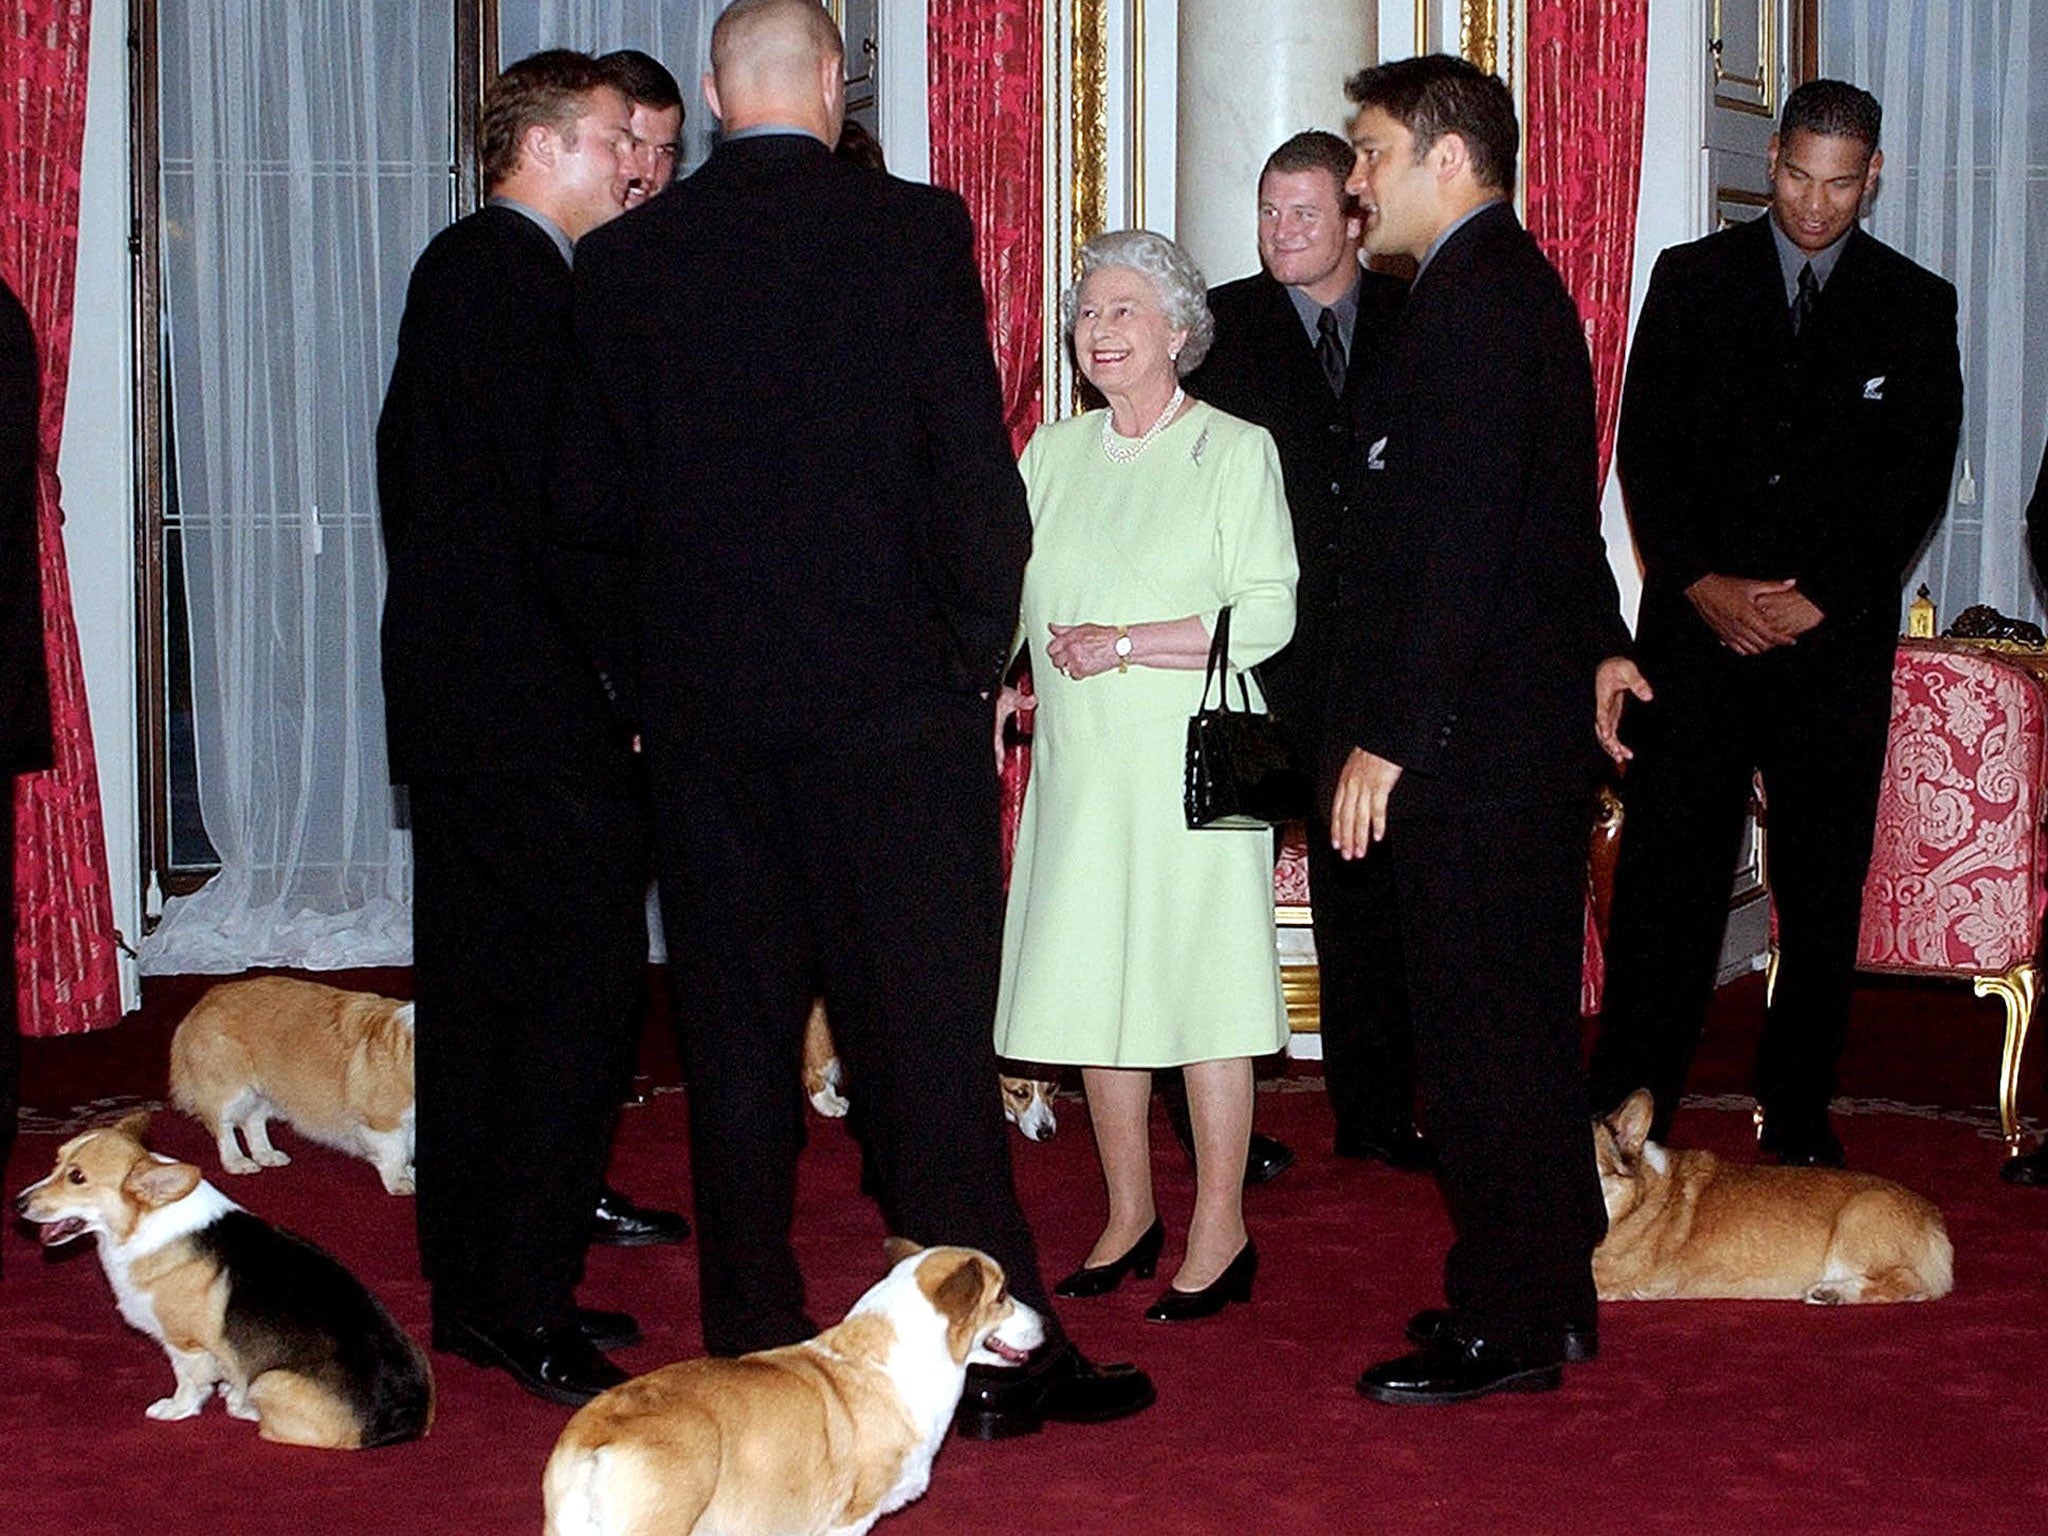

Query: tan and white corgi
[[13, 1114, 434, 1448], [169, 976, 416, 1194], [1593, 1090, 1954, 1305], [801, 999, 1060, 1141], [543, 1242, 1042, 1536]]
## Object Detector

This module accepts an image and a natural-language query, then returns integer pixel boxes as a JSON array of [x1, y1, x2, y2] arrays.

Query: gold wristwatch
[[1114, 625, 1132, 674]]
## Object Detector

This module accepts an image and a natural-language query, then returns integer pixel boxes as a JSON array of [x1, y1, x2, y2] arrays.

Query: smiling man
[[1184, 132, 1423, 1183], [1324, 54, 1633, 1407], [1587, 80, 1963, 1172]]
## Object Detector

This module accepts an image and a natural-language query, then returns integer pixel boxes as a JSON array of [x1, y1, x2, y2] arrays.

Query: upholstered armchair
[[1837, 639, 2048, 1150]]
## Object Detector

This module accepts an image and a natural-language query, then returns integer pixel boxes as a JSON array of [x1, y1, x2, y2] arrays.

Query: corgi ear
[[1609, 1090, 1655, 1156], [124, 1158, 202, 1209], [930, 1254, 991, 1361], [112, 1111, 153, 1144], [883, 1236, 924, 1267]]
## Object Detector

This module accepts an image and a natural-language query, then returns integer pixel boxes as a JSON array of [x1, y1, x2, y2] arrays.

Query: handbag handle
[[1198, 605, 1254, 714]]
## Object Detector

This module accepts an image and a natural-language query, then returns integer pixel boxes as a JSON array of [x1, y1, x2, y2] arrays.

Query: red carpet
[[5, 972, 2046, 1536]]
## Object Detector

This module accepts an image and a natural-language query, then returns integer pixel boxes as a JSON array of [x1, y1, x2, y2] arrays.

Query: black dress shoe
[[1053, 1219, 1165, 1298], [1244, 1132, 1295, 1187], [2001, 1144, 2048, 1185], [1405, 1307, 1596, 1364], [1756, 1111, 1845, 1168], [590, 1185, 690, 1246], [1357, 1335, 1563, 1405], [1144, 1241, 1256, 1322], [572, 1305, 642, 1351], [433, 1317, 629, 1407], [955, 1343, 1156, 1440], [1334, 1121, 1436, 1171]]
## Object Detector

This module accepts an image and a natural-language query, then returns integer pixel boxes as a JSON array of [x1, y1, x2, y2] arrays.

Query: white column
[[1174, 0, 1378, 285]]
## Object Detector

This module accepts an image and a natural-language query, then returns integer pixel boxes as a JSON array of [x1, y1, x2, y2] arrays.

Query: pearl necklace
[[1100, 386, 1186, 464]]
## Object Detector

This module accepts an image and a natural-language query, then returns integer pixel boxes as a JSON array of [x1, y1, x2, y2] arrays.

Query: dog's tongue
[[38, 1218, 86, 1248], [987, 1336, 1030, 1365]]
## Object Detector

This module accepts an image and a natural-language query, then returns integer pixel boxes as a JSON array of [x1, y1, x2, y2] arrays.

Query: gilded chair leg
[[1764, 944, 1780, 1010], [1972, 962, 2038, 1154]]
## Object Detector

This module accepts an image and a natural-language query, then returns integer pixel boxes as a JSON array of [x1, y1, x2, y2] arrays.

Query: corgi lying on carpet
[[801, 999, 1061, 1141], [1593, 1090, 1954, 1304], [543, 1242, 1042, 1536], [170, 976, 416, 1194], [13, 1114, 434, 1448]]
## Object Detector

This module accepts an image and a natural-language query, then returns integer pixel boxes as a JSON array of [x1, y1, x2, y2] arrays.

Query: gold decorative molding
[[1459, 0, 1498, 77], [1126, 0, 1146, 229], [1283, 964, 1322, 1033], [1710, 0, 1777, 118], [1975, 962, 2038, 1151], [1072, 0, 1109, 256]]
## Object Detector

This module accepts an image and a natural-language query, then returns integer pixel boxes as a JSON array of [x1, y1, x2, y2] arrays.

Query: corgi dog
[[169, 976, 416, 1194], [13, 1114, 434, 1448], [1593, 1090, 1954, 1305], [543, 1243, 1042, 1536], [801, 999, 1060, 1142]]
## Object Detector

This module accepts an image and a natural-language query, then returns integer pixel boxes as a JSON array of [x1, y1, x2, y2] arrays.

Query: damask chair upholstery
[[1843, 639, 2048, 1149]]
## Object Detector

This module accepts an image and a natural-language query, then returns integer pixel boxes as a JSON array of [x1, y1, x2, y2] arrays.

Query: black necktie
[[1316, 306, 1346, 397], [1791, 261, 1818, 338]]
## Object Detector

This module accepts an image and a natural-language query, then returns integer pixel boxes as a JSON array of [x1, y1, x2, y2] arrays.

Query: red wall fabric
[[927, 0, 1044, 454], [1, 0, 124, 1035], [1523, 0, 1650, 484]]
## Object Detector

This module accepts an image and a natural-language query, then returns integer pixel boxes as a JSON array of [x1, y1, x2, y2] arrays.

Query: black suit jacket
[[1325, 202, 1629, 809], [0, 277, 51, 778], [1184, 267, 1404, 757], [1618, 214, 1962, 636], [377, 205, 620, 782], [558, 134, 1031, 768]]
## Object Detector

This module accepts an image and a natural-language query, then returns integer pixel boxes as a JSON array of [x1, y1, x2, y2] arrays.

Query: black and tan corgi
[[13, 1113, 433, 1448]]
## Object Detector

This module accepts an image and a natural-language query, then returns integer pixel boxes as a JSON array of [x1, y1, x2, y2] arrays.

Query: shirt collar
[[1283, 269, 1362, 355], [1768, 212, 1852, 304], [1415, 198, 1505, 282], [722, 122, 830, 145], [487, 195, 574, 268]]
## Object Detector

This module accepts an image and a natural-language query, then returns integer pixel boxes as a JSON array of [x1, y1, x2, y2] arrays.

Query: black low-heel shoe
[[1144, 1240, 1257, 1322], [1052, 1219, 1166, 1298]]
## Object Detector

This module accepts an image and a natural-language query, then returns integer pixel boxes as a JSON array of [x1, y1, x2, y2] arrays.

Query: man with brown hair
[[597, 49, 684, 205], [379, 49, 645, 1406], [1330, 54, 1632, 1405], [1185, 129, 1421, 1182]]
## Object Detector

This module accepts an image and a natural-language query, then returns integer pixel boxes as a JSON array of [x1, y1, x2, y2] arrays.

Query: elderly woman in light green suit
[[994, 230, 1297, 1323]]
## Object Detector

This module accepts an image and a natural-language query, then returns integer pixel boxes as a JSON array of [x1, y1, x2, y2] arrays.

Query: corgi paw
[[381, 1167, 416, 1196], [809, 1086, 851, 1118], [251, 1147, 291, 1168], [147, 1396, 204, 1421], [219, 1153, 263, 1175], [1805, 1285, 1848, 1306]]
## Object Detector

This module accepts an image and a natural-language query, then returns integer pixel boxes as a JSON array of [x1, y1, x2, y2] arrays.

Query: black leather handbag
[[1183, 605, 1311, 830]]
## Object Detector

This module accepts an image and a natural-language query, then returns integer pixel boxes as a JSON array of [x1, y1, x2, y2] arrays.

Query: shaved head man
[[703, 0, 845, 140], [560, 0, 1157, 1442]]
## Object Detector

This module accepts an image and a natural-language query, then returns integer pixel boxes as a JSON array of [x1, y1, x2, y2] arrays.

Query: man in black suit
[[558, 0, 1152, 1438], [1329, 55, 1633, 1405], [0, 276, 53, 1242], [379, 50, 655, 1404], [597, 49, 684, 208], [1587, 80, 1964, 1169], [1185, 129, 1426, 1176]]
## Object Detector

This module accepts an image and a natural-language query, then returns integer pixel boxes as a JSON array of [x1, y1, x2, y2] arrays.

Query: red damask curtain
[[1, 0, 125, 1035], [1523, 0, 1650, 482], [927, 0, 1044, 454]]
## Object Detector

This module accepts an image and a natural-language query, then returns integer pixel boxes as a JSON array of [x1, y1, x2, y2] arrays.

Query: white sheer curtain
[[140, 2, 453, 973], [1828, 1, 2048, 628], [500, 1, 726, 176]]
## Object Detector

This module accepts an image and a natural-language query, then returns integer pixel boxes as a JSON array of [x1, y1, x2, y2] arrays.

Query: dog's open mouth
[[985, 1335, 1031, 1365], [37, 1217, 87, 1247]]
